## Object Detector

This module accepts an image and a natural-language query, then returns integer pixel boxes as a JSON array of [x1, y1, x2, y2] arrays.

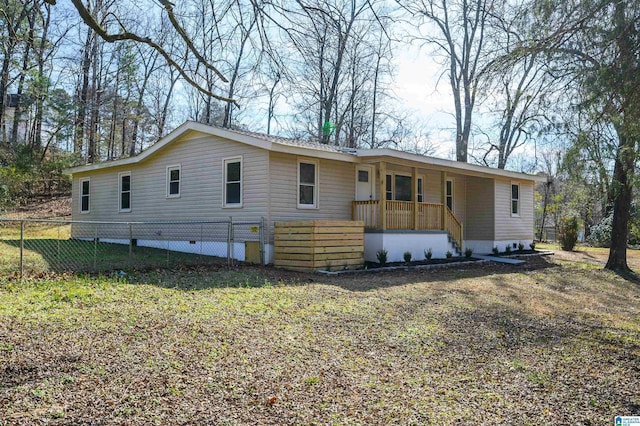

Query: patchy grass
[[0, 222, 226, 276], [537, 243, 640, 271], [1, 257, 639, 425]]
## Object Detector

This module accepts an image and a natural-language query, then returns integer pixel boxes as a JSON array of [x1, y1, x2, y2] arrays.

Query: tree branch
[[67, 0, 238, 106]]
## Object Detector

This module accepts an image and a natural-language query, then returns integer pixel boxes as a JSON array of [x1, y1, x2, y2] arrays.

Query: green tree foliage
[[531, 0, 640, 272], [559, 216, 579, 251]]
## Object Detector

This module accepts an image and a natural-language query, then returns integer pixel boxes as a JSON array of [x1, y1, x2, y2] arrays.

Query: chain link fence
[[0, 218, 265, 278]]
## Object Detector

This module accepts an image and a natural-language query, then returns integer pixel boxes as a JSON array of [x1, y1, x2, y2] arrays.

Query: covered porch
[[351, 161, 463, 251]]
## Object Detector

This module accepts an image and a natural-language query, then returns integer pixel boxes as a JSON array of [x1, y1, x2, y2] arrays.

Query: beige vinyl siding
[[447, 174, 466, 225], [71, 134, 269, 223], [268, 152, 354, 225], [494, 179, 534, 240], [464, 176, 495, 240], [422, 170, 441, 203]]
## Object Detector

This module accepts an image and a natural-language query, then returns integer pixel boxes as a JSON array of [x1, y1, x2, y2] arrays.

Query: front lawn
[[1, 257, 639, 424]]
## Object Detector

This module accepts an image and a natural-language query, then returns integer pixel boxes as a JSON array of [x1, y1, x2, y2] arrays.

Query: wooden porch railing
[[352, 200, 463, 248], [418, 203, 443, 230], [445, 207, 463, 249], [351, 200, 380, 229]]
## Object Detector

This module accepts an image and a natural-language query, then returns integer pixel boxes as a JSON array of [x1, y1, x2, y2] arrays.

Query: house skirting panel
[[364, 232, 455, 263], [77, 238, 273, 265], [465, 239, 534, 255]]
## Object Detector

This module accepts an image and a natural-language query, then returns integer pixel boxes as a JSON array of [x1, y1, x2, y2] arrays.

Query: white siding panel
[[71, 135, 269, 223], [494, 179, 534, 240]]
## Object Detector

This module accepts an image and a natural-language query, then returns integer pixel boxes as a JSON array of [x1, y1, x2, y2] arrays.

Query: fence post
[[129, 223, 133, 268], [19, 220, 24, 280], [199, 223, 204, 258], [260, 217, 265, 265], [227, 217, 233, 267], [57, 223, 61, 260], [93, 223, 98, 270]]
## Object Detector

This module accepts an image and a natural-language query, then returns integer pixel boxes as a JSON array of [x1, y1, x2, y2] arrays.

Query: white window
[[119, 172, 131, 212], [298, 159, 318, 208], [80, 178, 90, 213], [166, 165, 181, 198], [446, 179, 454, 212], [223, 157, 242, 207], [511, 183, 520, 216]]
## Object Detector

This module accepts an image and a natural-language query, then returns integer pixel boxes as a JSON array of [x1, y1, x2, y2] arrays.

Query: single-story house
[[64, 121, 545, 264]]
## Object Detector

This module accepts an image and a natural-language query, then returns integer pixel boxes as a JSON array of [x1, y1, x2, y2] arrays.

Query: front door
[[355, 165, 375, 201]]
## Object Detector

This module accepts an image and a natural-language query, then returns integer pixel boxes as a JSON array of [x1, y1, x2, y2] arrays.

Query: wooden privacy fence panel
[[274, 220, 364, 272]]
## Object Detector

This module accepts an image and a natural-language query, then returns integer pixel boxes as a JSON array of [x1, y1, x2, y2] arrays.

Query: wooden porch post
[[440, 171, 446, 230], [379, 162, 386, 230], [413, 166, 419, 230]]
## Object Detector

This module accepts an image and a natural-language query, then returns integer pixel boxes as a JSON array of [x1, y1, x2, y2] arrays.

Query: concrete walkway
[[475, 255, 526, 265]]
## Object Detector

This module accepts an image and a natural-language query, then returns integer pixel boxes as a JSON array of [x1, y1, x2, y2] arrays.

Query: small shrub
[[403, 251, 412, 263], [530, 242, 536, 250], [492, 246, 500, 255], [445, 251, 453, 259], [376, 248, 388, 266], [518, 242, 524, 252], [424, 248, 433, 260], [464, 247, 473, 258], [559, 216, 579, 251], [505, 245, 512, 254]]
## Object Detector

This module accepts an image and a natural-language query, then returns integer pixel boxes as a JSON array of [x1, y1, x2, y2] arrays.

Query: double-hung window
[[511, 183, 520, 216], [167, 165, 181, 198], [119, 172, 131, 212], [223, 157, 242, 207], [80, 178, 90, 213], [298, 159, 318, 208]]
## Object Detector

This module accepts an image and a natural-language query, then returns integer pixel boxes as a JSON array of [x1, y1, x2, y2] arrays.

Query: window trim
[[79, 177, 90, 214], [166, 164, 181, 198], [297, 158, 319, 209], [223, 156, 243, 208], [119, 171, 132, 213], [446, 178, 454, 212], [511, 182, 520, 217]]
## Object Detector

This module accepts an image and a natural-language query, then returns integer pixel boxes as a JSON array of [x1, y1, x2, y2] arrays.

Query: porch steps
[[447, 235, 462, 256], [474, 255, 525, 265]]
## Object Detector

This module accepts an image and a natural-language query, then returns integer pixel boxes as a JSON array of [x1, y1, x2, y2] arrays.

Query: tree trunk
[[605, 135, 634, 272], [604, 0, 636, 273], [74, 31, 93, 156]]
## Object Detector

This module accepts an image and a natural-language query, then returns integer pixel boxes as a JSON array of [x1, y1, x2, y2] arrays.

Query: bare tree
[[261, 0, 396, 146], [399, 0, 494, 162]]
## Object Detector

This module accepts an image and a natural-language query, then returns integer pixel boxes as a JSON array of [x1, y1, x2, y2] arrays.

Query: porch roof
[[356, 149, 547, 182]]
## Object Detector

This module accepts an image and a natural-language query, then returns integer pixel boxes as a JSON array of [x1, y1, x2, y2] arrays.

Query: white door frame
[[355, 165, 375, 201]]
